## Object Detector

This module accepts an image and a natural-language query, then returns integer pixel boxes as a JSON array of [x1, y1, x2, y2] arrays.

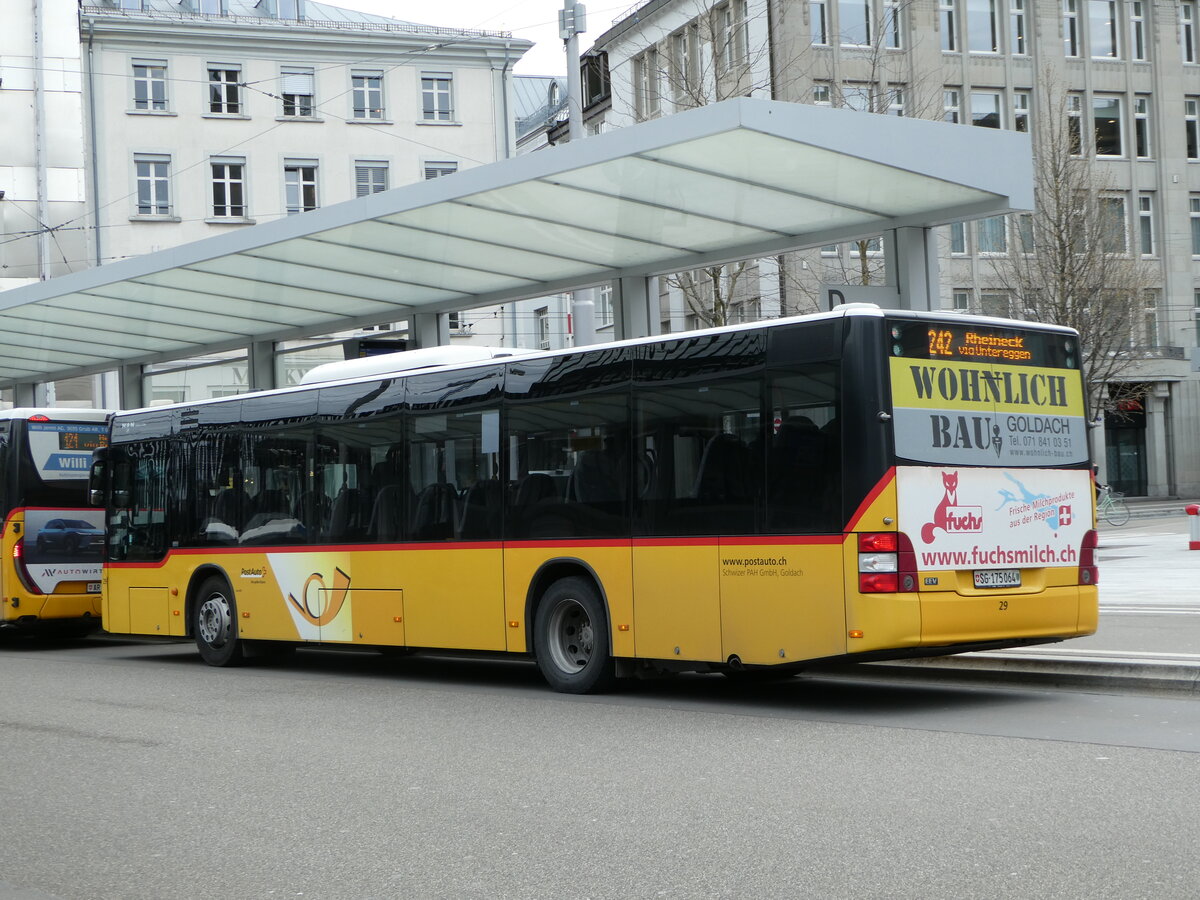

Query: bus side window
[[766, 365, 841, 534], [634, 379, 762, 536]]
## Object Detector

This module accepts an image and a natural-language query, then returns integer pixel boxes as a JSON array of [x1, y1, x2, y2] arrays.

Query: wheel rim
[[544, 597, 593, 674], [197, 593, 232, 648]]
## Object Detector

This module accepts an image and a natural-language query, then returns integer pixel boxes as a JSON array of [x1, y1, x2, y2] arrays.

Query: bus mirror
[[113, 489, 131, 508], [88, 455, 107, 507]]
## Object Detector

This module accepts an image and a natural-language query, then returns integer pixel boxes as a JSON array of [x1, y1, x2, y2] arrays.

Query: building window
[[977, 216, 1007, 253], [1194, 291, 1200, 344], [839, 0, 871, 46], [1016, 213, 1034, 252], [882, 0, 902, 48], [952, 289, 971, 313], [1143, 291, 1158, 346], [208, 66, 241, 114], [1188, 99, 1200, 159], [633, 49, 659, 120], [1093, 95, 1123, 156], [536, 307, 550, 350], [813, 83, 832, 105], [1137, 194, 1154, 256], [424, 161, 458, 179], [671, 28, 696, 104], [597, 284, 614, 327], [1089, 0, 1119, 58], [971, 90, 1002, 127], [1099, 196, 1127, 252], [284, 161, 318, 214], [277, 0, 300, 19], [1184, 2, 1197, 63], [280, 66, 314, 117], [1134, 95, 1150, 158], [940, 0, 958, 51], [1129, 0, 1147, 60], [355, 161, 388, 197], [352, 71, 384, 119], [980, 291, 1009, 317], [210, 158, 246, 218], [421, 72, 453, 122], [1010, 0, 1026, 54], [944, 88, 961, 123], [1191, 197, 1200, 255], [949, 221, 967, 254], [1064, 0, 1080, 57], [1067, 93, 1084, 154], [198, 0, 224, 13], [812, 0, 829, 44], [967, 0, 998, 53], [132, 60, 167, 111], [134, 154, 170, 216], [722, 0, 749, 67], [1013, 90, 1030, 132]]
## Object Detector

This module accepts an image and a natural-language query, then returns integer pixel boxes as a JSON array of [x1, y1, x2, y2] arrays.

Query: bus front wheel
[[192, 577, 244, 667], [534, 577, 615, 694]]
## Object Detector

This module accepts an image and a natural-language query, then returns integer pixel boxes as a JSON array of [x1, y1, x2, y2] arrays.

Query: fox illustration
[[921, 470, 959, 543]]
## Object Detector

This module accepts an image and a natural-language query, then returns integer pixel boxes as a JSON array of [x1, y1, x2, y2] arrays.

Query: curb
[[823, 653, 1200, 694]]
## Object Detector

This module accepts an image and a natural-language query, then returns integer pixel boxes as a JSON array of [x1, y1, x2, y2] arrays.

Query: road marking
[[981, 647, 1200, 663], [1100, 605, 1200, 615]]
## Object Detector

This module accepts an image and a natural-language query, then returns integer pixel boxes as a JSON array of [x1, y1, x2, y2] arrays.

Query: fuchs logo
[[921, 470, 983, 543]]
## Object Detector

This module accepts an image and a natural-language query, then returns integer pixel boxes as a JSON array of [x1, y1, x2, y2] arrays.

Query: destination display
[[887, 322, 1089, 467], [29, 422, 109, 481], [888, 320, 1080, 369]]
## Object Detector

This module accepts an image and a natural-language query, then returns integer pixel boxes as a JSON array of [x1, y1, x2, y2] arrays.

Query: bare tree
[[986, 79, 1155, 420]]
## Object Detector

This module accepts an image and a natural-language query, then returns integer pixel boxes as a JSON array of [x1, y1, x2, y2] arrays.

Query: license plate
[[87, 582, 102, 593], [973, 569, 1021, 589]]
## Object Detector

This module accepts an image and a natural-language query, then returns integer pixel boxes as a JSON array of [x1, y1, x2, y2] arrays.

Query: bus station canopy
[[0, 97, 1033, 388]]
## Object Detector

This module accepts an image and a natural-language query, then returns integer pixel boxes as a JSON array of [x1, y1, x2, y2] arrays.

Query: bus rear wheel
[[192, 577, 244, 667], [534, 577, 615, 694]]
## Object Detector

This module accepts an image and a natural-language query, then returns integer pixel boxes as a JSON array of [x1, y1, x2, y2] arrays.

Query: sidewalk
[[889, 498, 1200, 692]]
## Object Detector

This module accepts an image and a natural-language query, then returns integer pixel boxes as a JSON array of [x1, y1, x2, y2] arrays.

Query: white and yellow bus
[[1, 409, 110, 637], [92, 306, 1097, 691]]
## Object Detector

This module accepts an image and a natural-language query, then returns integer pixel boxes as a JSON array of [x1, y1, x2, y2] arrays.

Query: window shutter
[[280, 70, 314, 95]]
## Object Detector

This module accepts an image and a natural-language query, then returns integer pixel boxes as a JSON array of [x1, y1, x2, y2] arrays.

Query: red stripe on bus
[[843, 467, 897, 533]]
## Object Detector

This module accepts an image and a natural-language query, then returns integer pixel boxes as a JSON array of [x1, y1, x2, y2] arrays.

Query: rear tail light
[[12, 540, 43, 595], [1078, 529, 1099, 585], [858, 532, 917, 593]]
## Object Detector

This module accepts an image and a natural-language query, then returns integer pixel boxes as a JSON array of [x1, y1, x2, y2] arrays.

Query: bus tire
[[533, 576, 615, 694], [192, 576, 244, 667]]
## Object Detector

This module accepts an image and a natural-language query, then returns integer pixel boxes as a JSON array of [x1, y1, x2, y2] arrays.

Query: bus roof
[[111, 305, 1079, 420], [0, 408, 113, 423]]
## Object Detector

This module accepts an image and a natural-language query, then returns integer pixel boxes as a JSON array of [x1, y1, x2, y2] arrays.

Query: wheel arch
[[523, 557, 610, 656], [185, 564, 235, 638]]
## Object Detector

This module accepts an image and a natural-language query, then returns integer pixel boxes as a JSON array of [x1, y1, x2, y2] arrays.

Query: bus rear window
[[886, 319, 1088, 468]]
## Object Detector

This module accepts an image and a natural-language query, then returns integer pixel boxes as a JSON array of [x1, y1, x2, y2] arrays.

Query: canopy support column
[[14, 383, 35, 408], [248, 341, 275, 393], [885, 227, 940, 312], [410, 312, 450, 349], [118, 365, 142, 410], [612, 276, 659, 341]]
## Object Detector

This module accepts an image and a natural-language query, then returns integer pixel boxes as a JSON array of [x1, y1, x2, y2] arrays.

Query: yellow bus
[[1, 409, 110, 638], [92, 307, 1097, 691]]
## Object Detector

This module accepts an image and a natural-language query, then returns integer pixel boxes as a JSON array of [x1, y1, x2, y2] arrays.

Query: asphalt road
[[1, 637, 1197, 899]]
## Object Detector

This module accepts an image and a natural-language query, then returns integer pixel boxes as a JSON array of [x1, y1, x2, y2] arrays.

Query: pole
[[560, 2, 595, 345]]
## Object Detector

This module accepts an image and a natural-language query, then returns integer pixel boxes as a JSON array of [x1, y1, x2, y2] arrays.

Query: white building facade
[[588, 0, 1200, 497], [2, 0, 527, 403]]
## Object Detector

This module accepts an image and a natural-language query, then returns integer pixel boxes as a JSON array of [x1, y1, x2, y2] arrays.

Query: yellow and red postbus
[[0, 409, 110, 637], [92, 306, 1097, 691]]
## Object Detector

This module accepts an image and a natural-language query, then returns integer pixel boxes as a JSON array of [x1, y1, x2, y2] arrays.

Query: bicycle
[[1097, 483, 1130, 526]]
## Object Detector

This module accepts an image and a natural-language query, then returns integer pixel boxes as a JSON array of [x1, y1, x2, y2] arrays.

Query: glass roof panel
[[645, 132, 997, 220]]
